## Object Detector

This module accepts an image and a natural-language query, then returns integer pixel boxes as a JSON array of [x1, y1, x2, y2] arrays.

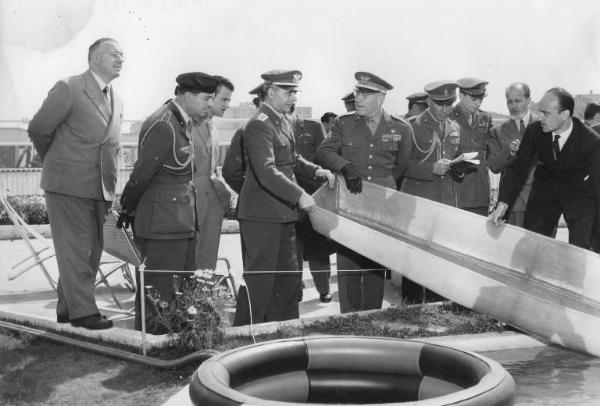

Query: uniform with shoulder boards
[[120, 72, 219, 333], [316, 71, 412, 313]]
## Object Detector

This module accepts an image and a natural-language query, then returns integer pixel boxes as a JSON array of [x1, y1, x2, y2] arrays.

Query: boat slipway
[[309, 180, 600, 357]]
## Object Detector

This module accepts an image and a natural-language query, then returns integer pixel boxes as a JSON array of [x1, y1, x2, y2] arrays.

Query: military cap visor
[[341, 92, 356, 102], [249, 83, 264, 95], [261, 69, 302, 88], [176, 72, 218, 93], [424, 80, 458, 104], [457, 77, 489, 97], [354, 71, 393, 93]]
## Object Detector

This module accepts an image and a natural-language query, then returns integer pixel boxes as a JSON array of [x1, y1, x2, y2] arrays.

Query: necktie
[[552, 134, 561, 159], [519, 119, 526, 135], [366, 117, 378, 135], [102, 86, 109, 100]]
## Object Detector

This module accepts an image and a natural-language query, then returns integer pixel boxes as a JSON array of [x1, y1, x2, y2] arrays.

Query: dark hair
[[584, 103, 600, 120], [214, 75, 234, 92], [546, 87, 574, 116], [88, 38, 117, 62], [505, 82, 531, 99], [320, 112, 337, 124]]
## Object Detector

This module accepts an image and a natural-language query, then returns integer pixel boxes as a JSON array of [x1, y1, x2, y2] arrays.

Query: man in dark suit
[[490, 88, 600, 249], [28, 38, 124, 330], [233, 70, 334, 325], [451, 78, 494, 216], [488, 82, 539, 227], [119, 72, 219, 333], [316, 71, 413, 313]]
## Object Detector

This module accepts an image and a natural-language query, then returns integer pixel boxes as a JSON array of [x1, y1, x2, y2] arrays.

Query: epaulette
[[257, 113, 268, 122], [159, 110, 173, 123], [340, 111, 355, 118]]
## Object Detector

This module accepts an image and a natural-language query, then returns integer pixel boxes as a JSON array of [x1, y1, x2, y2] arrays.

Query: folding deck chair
[[1, 195, 137, 310]]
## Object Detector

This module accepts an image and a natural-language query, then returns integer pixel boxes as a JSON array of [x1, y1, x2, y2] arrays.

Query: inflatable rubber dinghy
[[309, 180, 600, 357]]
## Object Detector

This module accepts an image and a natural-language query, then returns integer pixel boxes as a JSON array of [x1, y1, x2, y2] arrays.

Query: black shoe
[[320, 293, 332, 303], [71, 314, 113, 330], [57, 314, 70, 323]]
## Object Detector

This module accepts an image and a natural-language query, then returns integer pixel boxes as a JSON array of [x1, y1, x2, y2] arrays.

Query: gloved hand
[[116, 210, 135, 230], [341, 164, 362, 194], [448, 161, 476, 183]]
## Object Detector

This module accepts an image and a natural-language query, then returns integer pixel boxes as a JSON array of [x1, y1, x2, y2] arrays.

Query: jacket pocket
[[135, 183, 196, 237]]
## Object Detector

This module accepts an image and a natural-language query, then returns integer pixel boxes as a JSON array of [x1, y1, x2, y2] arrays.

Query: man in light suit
[[490, 88, 600, 249], [192, 76, 233, 270], [487, 82, 539, 227], [28, 38, 124, 329]]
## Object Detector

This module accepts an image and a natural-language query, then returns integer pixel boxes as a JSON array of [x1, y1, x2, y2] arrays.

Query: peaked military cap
[[424, 80, 458, 105], [341, 92, 355, 102], [261, 70, 302, 88], [249, 83, 264, 95], [457, 77, 488, 97], [176, 72, 219, 93], [354, 71, 393, 93], [406, 91, 428, 104]]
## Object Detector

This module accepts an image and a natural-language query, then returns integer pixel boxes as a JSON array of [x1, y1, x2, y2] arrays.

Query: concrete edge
[[0, 309, 172, 350], [0, 220, 240, 240]]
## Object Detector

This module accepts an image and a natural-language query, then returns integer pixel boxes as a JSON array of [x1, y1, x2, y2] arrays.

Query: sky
[[0, 0, 599, 121]]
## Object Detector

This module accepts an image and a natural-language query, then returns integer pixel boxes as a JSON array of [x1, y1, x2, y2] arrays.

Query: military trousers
[[336, 244, 385, 313], [234, 220, 302, 325], [296, 215, 331, 296], [135, 237, 196, 333]]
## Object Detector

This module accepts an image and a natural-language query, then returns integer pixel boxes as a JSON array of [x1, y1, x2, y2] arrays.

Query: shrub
[[0, 195, 49, 225], [147, 271, 231, 351]]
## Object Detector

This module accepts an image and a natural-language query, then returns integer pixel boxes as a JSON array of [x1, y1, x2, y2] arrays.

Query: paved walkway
[[0, 233, 403, 347]]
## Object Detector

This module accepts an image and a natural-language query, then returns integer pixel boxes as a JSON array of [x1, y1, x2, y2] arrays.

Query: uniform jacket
[[121, 101, 196, 240], [292, 116, 326, 193], [488, 113, 540, 212], [499, 118, 600, 236], [237, 103, 319, 223], [401, 110, 462, 206], [222, 128, 245, 194], [315, 110, 413, 189], [28, 70, 123, 201], [451, 105, 493, 209]]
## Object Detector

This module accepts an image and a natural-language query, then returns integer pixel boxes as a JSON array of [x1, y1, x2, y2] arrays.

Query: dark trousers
[[45, 191, 110, 319], [336, 245, 385, 313], [234, 221, 302, 325], [135, 238, 195, 333], [525, 190, 594, 249], [296, 216, 331, 296]]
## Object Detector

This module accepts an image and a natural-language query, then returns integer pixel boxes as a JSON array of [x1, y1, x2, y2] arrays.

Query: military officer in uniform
[[451, 78, 494, 216], [316, 72, 413, 313], [342, 91, 356, 112], [292, 114, 333, 302], [222, 84, 263, 194], [400, 80, 463, 302], [119, 72, 218, 333], [233, 70, 334, 325], [404, 91, 428, 119]]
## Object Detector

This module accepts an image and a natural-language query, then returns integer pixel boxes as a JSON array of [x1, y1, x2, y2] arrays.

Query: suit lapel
[[83, 70, 111, 123]]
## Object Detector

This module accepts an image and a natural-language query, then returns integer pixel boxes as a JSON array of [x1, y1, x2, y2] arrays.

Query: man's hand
[[116, 210, 135, 230], [341, 164, 362, 194], [509, 139, 521, 155], [433, 159, 451, 176], [315, 168, 336, 189], [488, 202, 509, 225], [298, 192, 317, 213]]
